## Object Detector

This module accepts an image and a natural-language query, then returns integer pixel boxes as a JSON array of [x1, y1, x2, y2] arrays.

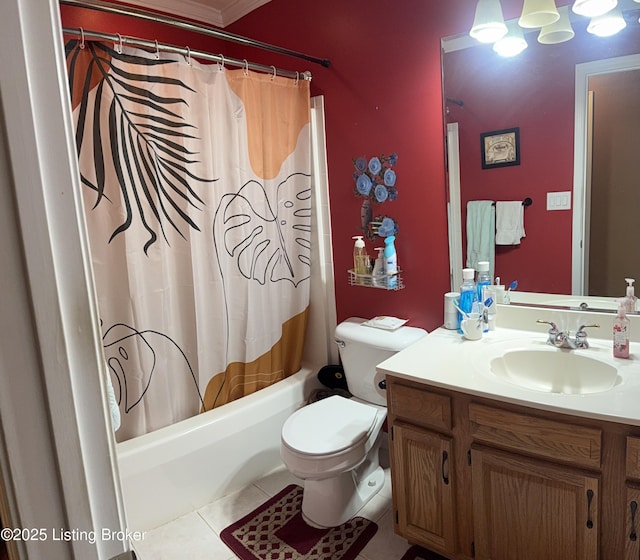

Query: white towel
[[106, 372, 121, 432], [495, 201, 525, 245], [466, 200, 495, 278]]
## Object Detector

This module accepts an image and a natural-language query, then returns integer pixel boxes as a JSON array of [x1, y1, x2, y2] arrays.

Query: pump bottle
[[625, 278, 637, 313], [352, 236, 371, 284], [613, 298, 630, 359]]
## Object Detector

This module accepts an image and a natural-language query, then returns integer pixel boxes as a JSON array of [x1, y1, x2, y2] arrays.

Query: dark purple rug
[[400, 544, 448, 560], [220, 484, 377, 560]]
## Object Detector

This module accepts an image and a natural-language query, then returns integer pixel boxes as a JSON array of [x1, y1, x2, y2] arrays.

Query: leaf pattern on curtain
[[102, 321, 203, 413], [65, 39, 217, 253], [215, 174, 311, 287]]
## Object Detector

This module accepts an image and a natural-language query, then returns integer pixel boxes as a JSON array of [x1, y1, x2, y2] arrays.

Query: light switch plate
[[546, 191, 571, 211]]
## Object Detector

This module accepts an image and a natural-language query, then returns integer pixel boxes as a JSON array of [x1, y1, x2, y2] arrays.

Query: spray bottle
[[384, 235, 398, 289]]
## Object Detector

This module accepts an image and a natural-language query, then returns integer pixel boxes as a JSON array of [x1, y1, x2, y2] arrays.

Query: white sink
[[489, 347, 620, 394]]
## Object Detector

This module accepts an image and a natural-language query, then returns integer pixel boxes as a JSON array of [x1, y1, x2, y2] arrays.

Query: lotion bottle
[[613, 298, 630, 359]]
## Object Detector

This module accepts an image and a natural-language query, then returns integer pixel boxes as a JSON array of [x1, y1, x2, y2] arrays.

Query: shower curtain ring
[[154, 39, 160, 59], [116, 33, 123, 54], [185, 46, 191, 65], [242, 59, 249, 76], [270, 65, 277, 80], [218, 54, 225, 72], [294, 71, 299, 86], [79, 27, 85, 49]]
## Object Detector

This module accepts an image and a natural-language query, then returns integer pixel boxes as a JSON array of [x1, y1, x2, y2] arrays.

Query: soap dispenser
[[614, 298, 630, 359], [352, 236, 371, 280], [625, 278, 637, 313]]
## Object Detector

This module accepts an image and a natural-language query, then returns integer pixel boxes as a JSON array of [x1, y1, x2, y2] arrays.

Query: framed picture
[[480, 127, 520, 169]]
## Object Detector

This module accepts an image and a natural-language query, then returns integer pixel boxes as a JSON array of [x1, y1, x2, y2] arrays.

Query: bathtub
[[116, 367, 322, 532]]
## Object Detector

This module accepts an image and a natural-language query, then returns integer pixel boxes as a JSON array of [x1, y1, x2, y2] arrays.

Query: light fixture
[[519, 0, 560, 28], [587, 5, 627, 36], [469, 0, 508, 43], [493, 21, 529, 56], [572, 0, 618, 18], [538, 5, 575, 43]]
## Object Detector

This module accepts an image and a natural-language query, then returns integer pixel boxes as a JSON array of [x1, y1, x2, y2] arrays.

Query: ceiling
[[126, 0, 271, 28]]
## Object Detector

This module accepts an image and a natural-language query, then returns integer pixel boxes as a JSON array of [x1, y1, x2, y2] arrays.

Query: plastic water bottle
[[476, 261, 492, 302], [458, 268, 477, 331]]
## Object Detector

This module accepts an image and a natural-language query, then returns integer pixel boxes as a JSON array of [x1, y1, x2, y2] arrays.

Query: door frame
[[0, 1, 127, 558], [572, 54, 640, 295]]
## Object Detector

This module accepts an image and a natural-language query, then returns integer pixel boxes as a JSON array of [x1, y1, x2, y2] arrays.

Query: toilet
[[280, 317, 427, 527]]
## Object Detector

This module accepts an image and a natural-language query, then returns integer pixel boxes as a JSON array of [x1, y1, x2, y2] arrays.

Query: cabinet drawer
[[627, 437, 640, 480], [469, 403, 601, 469], [389, 383, 451, 432]]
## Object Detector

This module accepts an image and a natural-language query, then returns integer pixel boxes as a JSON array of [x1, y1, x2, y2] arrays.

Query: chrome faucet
[[536, 320, 600, 349]]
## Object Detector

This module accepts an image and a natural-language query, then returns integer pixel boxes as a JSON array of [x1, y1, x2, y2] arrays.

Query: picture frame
[[480, 127, 520, 169]]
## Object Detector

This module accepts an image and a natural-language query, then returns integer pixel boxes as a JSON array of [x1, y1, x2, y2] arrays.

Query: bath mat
[[400, 544, 448, 560], [220, 484, 377, 560]]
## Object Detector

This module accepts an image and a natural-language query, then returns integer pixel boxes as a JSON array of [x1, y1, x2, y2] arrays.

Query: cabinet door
[[626, 485, 640, 560], [390, 422, 455, 554], [471, 447, 599, 560]]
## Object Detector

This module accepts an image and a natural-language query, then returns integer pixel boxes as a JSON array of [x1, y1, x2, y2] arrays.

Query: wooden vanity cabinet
[[626, 437, 640, 559], [391, 423, 456, 554], [625, 485, 640, 559], [471, 446, 599, 560], [386, 374, 640, 560]]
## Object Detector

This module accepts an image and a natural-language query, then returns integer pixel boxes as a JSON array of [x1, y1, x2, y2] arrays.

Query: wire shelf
[[348, 269, 404, 291]]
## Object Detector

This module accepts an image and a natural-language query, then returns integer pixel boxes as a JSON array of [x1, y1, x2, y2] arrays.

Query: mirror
[[442, 0, 640, 311]]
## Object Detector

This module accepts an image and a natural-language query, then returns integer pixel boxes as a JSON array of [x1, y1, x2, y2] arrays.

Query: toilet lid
[[282, 396, 379, 455]]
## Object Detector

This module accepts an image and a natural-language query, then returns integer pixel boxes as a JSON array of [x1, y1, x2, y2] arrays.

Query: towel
[[466, 200, 495, 278], [106, 372, 121, 432], [495, 201, 525, 245]]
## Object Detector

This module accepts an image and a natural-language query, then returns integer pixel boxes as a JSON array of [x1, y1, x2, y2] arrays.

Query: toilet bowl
[[281, 395, 387, 527], [280, 317, 427, 528]]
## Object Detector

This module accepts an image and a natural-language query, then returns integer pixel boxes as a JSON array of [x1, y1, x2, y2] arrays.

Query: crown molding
[[123, 0, 264, 28]]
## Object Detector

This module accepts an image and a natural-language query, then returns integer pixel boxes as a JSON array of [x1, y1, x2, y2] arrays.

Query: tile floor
[[131, 462, 413, 560]]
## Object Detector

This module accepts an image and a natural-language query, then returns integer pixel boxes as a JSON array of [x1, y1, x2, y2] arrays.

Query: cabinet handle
[[630, 501, 638, 542], [442, 450, 449, 485], [586, 489, 594, 529]]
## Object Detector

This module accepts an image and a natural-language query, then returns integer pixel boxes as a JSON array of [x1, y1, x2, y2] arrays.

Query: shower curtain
[[65, 40, 311, 441]]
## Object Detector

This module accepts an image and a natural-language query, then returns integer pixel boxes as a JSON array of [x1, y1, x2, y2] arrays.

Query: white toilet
[[280, 317, 427, 527]]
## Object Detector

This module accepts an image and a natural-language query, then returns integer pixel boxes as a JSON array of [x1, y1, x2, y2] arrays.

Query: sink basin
[[490, 348, 619, 394]]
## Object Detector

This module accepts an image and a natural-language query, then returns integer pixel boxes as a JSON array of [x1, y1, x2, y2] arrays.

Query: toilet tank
[[335, 317, 428, 406]]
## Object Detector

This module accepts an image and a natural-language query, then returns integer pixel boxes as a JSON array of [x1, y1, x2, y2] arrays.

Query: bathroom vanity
[[377, 304, 640, 560]]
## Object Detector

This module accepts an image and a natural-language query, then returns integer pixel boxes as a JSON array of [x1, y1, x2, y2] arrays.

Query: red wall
[[61, 0, 628, 331]]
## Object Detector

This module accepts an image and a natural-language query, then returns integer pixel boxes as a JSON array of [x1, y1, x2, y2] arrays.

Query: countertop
[[376, 325, 640, 427]]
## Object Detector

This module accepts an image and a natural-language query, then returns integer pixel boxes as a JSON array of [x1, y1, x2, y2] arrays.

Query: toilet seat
[[282, 396, 379, 456]]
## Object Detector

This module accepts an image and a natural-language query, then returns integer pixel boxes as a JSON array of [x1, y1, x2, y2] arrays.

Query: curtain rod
[[59, 0, 330, 68], [63, 27, 312, 80]]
